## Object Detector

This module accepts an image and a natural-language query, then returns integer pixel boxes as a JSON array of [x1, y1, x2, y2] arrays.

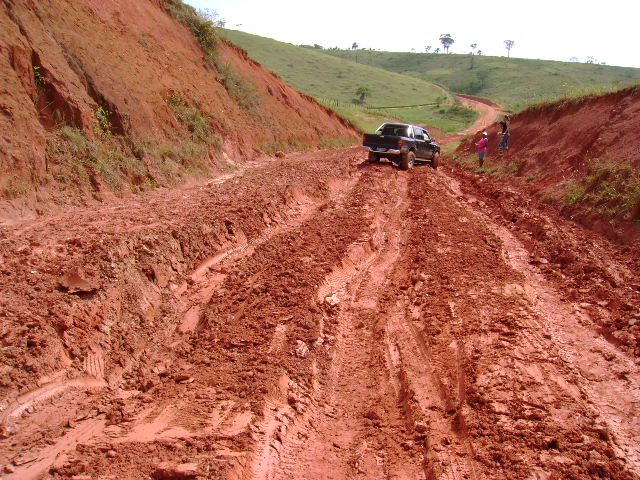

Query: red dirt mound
[[456, 86, 640, 243], [0, 0, 357, 223]]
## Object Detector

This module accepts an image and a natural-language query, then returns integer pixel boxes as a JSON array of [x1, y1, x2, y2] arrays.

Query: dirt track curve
[[1, 147, 640, 479], [437, 95, 503, 145]]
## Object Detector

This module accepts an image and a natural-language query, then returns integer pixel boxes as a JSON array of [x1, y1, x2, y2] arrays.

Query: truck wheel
[[400, 151, 415, 170], [431, 151, 440, 169], [368, 152, 379, 163]]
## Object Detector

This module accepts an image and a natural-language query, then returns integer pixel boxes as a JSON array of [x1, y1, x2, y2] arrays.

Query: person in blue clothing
[[498, 115, 511, 152]]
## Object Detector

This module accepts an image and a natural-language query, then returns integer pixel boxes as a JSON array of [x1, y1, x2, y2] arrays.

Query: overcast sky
[[184, 0, 639, 69]]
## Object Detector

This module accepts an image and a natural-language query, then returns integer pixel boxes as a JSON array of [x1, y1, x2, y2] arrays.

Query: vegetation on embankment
[[221, 29, 478, 133], [320, 49, 640, 112]]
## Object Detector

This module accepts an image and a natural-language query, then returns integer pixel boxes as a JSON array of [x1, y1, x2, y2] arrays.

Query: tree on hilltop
[[425, 45, 432, 53], [439, 34, 454, 53], [504, 39, 514, 57], [470, 43, 477, 69], [352, 42, 360, 63]]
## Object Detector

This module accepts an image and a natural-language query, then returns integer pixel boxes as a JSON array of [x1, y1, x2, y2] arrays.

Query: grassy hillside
[[220, 30, 477, 133], [320, 49, 640, 111]]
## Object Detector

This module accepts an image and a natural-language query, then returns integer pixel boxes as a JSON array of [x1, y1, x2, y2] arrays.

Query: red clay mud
[[1, 146, 639, 479], [1, 2, 639, 477]]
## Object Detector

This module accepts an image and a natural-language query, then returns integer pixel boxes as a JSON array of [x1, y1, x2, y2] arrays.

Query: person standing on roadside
[[477, 131, 488, 167], [498, 115, 510, 152]]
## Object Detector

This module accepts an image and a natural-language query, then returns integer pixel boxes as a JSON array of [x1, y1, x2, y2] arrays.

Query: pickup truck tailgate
[[363, 134, 401, 151]]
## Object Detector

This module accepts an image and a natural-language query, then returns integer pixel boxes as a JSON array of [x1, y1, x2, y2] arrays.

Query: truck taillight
[[362, 134, 366, 145], [397, 139, 403, 148]]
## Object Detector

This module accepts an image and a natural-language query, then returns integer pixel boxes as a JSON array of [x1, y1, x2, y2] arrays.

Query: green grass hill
[[319, 49, 640, 111], [221, 29, 478, 133]]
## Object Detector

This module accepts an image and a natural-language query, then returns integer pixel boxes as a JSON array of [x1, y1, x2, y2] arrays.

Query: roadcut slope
[[456, 86, 640, 243], [0, 0, 357, 222]]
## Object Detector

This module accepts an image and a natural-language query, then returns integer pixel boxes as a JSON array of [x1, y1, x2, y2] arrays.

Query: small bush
[[138, 35, 153, 50], [95, 106, 112, 136], [210, 57, 260, 110], [562, 158, 640, 219], [57, 126, 89, 147], [47, 127, 151, 192], [256, 140, 288, 156], [444, 104, 477, 120], [564, 182, 587, 204], [167, 93, 210, 140], [2, 176, 30, 199], [7, 8, 18, 22], [165, 0, 222, 57], [33, 66, 46, 88]]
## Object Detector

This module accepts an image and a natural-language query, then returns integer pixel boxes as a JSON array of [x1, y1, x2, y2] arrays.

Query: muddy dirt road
[[1, 148, 639, 479]]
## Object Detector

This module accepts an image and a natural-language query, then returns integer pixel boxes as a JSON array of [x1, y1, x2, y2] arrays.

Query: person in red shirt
[[476, 131, 488, 167]]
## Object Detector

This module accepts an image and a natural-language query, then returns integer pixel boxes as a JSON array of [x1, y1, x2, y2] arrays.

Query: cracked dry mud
[[1, 148, 639, 479]]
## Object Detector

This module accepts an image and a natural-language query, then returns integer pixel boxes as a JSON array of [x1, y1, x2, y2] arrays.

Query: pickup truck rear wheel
[[400, 151, 415, 170], [368, 152, 379, 163], [431, 151, 440, 169]]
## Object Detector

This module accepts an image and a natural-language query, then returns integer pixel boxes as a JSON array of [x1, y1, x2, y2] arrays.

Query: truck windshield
[[380, 125, 408, 137]]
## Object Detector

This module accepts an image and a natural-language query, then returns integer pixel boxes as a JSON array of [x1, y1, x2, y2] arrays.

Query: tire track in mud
[[1, 188, 352, 480], [486, 210, 640, 472], [379, 170, 482, 480], [38, 151, 388, 479], [347, 165, 640, 479], [0, 150, 367, 479], [261, 167, 428, 479], [406, 171, 640, 479], [439, 173, 640, 474]]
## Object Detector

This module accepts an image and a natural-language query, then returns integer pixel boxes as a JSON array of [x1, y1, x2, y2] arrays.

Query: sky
[[184, 0, 639, 69]]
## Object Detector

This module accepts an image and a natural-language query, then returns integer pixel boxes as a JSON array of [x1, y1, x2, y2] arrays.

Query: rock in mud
[[59, 268, 97, 293], [414, 421, 428, 433], [295, 340, 309, 358], [325, 293, 340, 305], [174, 373, 194, 383], [152, 462, 200, 480], [530, 256, 549, 265]]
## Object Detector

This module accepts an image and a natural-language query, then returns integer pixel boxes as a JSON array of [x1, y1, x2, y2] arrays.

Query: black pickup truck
[[362, 122, 440, 170]]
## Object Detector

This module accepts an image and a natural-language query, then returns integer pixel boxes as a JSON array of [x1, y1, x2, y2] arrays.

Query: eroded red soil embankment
[[1, 148, 639, 479], [0, 0, 357, 222], [457, 86, 640, 243]]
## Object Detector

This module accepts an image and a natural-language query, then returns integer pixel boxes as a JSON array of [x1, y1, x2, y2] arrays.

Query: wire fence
[[318, 98, 444, 110]]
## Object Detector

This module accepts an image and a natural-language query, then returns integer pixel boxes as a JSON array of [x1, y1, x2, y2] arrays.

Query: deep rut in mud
[[1, 148, 639, 480]]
